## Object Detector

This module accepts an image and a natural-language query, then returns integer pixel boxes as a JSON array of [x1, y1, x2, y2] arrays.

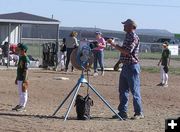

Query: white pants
[[57, 51, 66, 70], [160, 66, 168, 85], [17, 81, 28, 107]]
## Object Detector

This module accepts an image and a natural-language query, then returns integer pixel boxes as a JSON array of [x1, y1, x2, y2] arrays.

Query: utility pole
[[94, 25, 97, 32]]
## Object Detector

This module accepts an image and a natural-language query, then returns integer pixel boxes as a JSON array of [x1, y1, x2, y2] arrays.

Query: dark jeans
[[65, 48, 74, 70], [93, 50, 104, 72], [118, 63, 143, 114]]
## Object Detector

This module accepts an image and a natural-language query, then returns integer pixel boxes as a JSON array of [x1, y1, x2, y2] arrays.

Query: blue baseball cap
[[95, 31, 102, 35]]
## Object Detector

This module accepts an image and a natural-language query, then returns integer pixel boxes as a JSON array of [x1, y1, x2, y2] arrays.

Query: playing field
[[0, 69, 179, 132]]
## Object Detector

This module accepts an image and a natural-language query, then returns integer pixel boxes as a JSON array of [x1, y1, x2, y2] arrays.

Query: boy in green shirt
[[12, 43, 30, 111], [157, 42, 171, 87]]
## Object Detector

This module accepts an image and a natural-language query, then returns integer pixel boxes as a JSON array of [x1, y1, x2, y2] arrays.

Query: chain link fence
[[23, 40, 180, 68], [104, 42, 180, 68], [1, 39, 179, 69]]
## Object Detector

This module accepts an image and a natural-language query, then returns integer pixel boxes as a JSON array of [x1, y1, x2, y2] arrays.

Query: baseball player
[[12, 44, 30, 111], [157, 42, 171, 87]]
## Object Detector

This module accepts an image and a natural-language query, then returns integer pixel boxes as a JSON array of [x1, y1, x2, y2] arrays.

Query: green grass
[[140, 52, 180, 61], [141, 67, 159, 73], [142, 66, 180, 75], [139, 52, 161, 60], [169, 67, 180, 75], [175, 34, 180, 38], [104, 50, 180, 61], [24, 44, 180, 61], [104, 50, 119, 59]]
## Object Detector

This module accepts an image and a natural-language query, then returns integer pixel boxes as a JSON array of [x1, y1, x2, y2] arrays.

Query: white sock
[[165, 74, 168, 85], [17, 81, 23, 106], [21, 92, 28, 107]]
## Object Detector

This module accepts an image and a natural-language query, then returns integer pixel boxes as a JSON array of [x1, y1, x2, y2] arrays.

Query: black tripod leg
[[87, 83, 123, 120], [64, 82, 82, 121], [52, 83, 79, 116]]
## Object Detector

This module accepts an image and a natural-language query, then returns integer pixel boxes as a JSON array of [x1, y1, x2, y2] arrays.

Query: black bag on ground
[[75, 94, 93, 120]]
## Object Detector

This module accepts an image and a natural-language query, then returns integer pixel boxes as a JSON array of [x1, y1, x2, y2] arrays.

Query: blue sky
[[0, 0, 180, 33]]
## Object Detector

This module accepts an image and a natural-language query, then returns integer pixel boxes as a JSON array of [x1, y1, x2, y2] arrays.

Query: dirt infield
[[0, 70, 179, 132]]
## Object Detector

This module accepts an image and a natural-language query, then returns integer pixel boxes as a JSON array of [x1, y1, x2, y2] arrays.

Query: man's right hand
[[15, 79, 17, 85], [107, 39, 113, 44]]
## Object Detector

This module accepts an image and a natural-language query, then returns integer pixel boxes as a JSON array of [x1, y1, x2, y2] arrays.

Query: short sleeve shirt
[[161, 48, 171, 66], [93, 37, 106, 51], [65, 37, 79, 48], [17, 55, 30, 81]]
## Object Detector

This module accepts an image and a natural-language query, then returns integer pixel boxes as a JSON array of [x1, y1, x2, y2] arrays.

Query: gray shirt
[[65, 37, 79, 48]]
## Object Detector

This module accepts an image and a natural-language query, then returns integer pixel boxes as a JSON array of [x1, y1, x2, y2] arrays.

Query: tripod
[[52, 70, 123, 121]]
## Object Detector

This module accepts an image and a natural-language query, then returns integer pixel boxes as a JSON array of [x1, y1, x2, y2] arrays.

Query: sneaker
[[71, 67, 74, 72], [157, 83, 164, 86], [61, 68, 65, 71], [93, 72, 98, 77], [101, 71, 104, 76], [77, 115, 90, 120], [112, 112, 128, 120], [163, 84, 168, 87], [12, 105, 21, 111], [131, 113, 144, 120], [16, 106, 26, 112]]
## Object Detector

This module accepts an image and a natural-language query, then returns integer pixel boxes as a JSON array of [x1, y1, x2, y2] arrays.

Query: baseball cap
[[95, 31, 102, 35], [163, 41, 169, 46], [18, 43, 28, 52], [122, 19, 137, 28]]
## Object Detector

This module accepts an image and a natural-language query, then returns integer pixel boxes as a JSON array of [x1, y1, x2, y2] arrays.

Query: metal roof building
[[136, 29, 174, 37], [0, 12, 60, 67], [136, 29, 174, 42], [0, 12, 60, 44], [58, 27, 174, 43]]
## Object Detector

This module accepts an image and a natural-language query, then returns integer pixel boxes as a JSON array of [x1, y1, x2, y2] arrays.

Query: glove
[[114, 63, 120, 71], [15, 79, 17, 85], [22, 80, 28, 92]]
